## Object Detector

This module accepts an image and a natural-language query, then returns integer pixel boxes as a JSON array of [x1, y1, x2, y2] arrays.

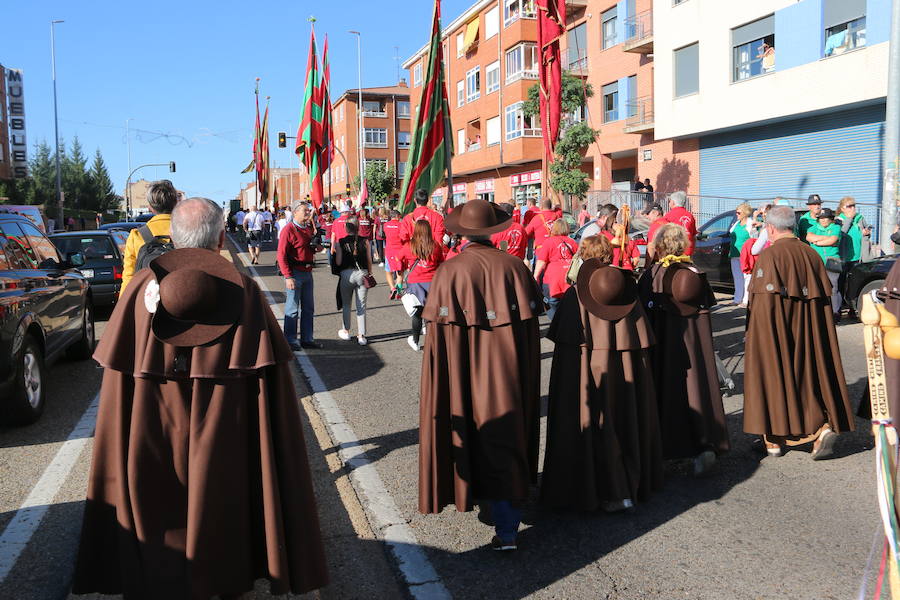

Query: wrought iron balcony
[[624, 96, 654, 133], [623, 9, 653, 54]]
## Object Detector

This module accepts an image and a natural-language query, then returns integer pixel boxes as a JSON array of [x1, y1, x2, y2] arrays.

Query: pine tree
[[89, 149, 116, 212], [29, 140, 55, 206], [63, 136, 90, 210]]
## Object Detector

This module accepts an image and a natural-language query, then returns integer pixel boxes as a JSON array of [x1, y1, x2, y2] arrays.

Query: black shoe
[[300, 341, 323, 350], [288, 341, 303, 351], [490, 536, 517, 552]]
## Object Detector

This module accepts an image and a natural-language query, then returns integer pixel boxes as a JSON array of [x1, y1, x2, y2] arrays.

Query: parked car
[[99, 221, 142, 233], [0, 214, 94, 425], [845, 255, 896, 313], [134, 213, 154, 223], [571, 218, 649, 268], [49, 230, 127, 307]]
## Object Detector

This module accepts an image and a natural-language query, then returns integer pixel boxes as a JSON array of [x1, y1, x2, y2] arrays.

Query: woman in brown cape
[[542, 235, 663, 512], [638, 224, 730, 475]]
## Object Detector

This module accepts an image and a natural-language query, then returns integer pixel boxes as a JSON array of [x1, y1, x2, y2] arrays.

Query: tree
[[63, 136, 90, 210], [30, 140, 55, 206], [524, 72, 599, 200], [353, 162, 397, 204], [89, 149, 117, 211]]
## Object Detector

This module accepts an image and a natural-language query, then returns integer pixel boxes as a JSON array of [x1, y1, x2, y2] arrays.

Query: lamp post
[[50, 19, 64, 228], [349, 30, 364, 198], [125, 118, 134, 215], [125, 162, 176, 216]]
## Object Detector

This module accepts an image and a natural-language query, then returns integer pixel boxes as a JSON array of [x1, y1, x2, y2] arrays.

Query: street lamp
[[125, 162, 176, 217], [50, 19, 64, 228], [349, 30, 364, 198], [125, 118, 134, 215]]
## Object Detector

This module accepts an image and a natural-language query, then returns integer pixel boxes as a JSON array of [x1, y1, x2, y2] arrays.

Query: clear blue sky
[[5, 0, 471, 202]]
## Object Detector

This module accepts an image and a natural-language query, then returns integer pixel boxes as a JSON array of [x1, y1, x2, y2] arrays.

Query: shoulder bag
[[400, 259, 422, 317]]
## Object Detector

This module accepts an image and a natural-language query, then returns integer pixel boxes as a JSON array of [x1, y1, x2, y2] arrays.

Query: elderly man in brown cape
[[418, 199, 544, 552], [744, 205, 855, 459], [72, 197, 328, 599]]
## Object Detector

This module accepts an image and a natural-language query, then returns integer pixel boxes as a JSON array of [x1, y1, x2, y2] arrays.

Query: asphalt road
[[0, 234, 881, 600]]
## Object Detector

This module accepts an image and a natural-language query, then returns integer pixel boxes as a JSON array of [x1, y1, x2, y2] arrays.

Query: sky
[[4, 0, 472, 202]]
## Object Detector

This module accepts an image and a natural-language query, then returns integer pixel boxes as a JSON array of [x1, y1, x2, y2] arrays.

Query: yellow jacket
[[121, 214, 172, 292]]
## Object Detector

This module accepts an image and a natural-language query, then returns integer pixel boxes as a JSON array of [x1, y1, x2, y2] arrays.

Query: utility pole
[[350, 30, 364, 202], [125, 118, 133, 216], [50, 20, 64, 228], [882, 0, 900, 253]]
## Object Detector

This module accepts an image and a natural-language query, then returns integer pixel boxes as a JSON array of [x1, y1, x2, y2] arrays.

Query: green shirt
[[839, 213, 863, 262], [729, 221, 752, 258], [808, 222, 841, 263], [796, 211, 818, 243]]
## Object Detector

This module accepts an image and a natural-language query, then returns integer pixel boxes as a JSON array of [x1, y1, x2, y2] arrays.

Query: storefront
[[510, 170, 541, 206], [431, 187, 446, 209], [474, 179, 495, 202], [452, 183, 467, 206]]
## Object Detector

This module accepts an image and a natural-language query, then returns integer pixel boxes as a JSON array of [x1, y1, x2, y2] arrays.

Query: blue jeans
[[490, 501, 521, 542], [542, 284, 560, 321], [284, 270, 315, 343]]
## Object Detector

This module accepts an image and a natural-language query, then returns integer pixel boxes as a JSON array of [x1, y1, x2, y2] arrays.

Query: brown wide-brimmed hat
[[662, 263, 708, 316], [147, 248, 245, 347], [444, 199, 511, 236], [576, 258, 638, 321]]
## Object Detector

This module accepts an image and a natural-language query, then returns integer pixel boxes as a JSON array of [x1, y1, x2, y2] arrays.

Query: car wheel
[[3, 335, 46, 425], [855, 279, 886, 314], [67, 301, 95, 360]]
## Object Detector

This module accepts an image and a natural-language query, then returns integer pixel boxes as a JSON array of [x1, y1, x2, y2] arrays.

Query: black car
[[49, 230, 128, 307], [0, 214, 94, 425], [99, 221, 142, 233], [134, 213, 153, 223], [845, 254, 896, 312]]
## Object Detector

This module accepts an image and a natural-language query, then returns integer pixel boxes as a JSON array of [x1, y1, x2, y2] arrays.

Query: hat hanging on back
[[576, 258, 638, 321], [147, 248, 245, 347], [662, 264, 710, 317], [444, 199, 511, 236]]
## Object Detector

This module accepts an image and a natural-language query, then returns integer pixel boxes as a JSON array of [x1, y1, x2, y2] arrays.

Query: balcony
[[362, 110, 387, 118], [623, 9, 653, 54], [567, 55, 589, 77], [624, 96, 654, 133]]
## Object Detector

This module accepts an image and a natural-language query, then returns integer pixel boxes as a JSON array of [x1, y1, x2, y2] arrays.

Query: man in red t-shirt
[[382, 210, 405, 297], [400, 189, 445, 245], [491, 203, 529, 260], [644, 203, 669, 262], [278, 203, 323, 350], [525, 198, 560, 254], [520, 198, 539, 228], [664, 191, 697, 255]]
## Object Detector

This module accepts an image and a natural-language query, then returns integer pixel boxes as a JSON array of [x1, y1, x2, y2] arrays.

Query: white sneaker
[[357, 335, 367, 346], [407, 336, 420, 352], [338, 329, 351, 341]]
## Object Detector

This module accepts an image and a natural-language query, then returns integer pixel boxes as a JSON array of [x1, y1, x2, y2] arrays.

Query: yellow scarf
[[659, 254, 693, 268]]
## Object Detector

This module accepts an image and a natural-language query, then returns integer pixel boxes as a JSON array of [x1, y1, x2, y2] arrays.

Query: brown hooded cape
[[638, 263, 730, 458], [743, 237, 854, 437], [72, 268, 328, 599], [418, 241, 544, 514], [541, 285, 663, 510]]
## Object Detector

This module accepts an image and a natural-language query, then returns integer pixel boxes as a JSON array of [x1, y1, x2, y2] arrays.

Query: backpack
[[136, 225, 175, 271]]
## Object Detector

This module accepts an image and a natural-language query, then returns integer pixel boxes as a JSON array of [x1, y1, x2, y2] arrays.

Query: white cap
[[340, 202, 351, 212]]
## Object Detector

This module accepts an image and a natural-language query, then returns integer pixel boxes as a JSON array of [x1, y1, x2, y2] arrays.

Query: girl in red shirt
[[373, 207, 387, 265], [398, 220, 444, 351], [533, 219, 578, 319], [601, 207, 640, 271], [382, 210, 405, 298]]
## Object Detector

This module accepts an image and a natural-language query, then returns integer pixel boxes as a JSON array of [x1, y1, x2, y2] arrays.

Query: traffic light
[[169, 161, 176, 173], [278, 132, 287, 148], [345, 183, 351, 196]]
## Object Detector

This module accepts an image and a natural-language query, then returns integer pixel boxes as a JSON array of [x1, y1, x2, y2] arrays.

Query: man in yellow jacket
[[121, 180, 178, 292]]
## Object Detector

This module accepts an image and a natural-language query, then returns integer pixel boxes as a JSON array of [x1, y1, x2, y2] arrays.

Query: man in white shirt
[[262, 208, 274, 242], [234, 208, 246, 238], [243, 204, 264, 265]]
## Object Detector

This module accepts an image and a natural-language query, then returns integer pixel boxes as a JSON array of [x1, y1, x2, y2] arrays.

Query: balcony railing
[[623, 9, 653, 53], [362, 110, 387, 117], [567, 55, 589, 76], [364, 141, 388, 148], [624, 96, 654, 133]]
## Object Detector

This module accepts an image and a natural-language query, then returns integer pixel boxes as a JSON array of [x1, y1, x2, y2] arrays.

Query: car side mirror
[[67, 252, 85, 268], [696, 233, 707, 241]]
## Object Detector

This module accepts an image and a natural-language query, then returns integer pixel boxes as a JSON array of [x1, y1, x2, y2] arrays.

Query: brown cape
[[72, 268, 328, 599], [879, 262, 900, 420], [639, 263, 730, 458], [419, 242, 543, 514], [541, 285, 663, 510], [743, 237, 854, 437]]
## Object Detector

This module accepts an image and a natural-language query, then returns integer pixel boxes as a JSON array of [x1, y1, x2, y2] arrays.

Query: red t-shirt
[[357, 217, 374, 239], [536, 235, 578, 298], [601, 230, 640, 271], [399, 245, 444, 284], [331, 215, 349, 246], [491, 222, 528, 259], [664, 207, 697, 255], [400, 206, 445, 245], [525, 209, 560, 249], [373, 216, 385, 240], [647, 217, 668, 249], [522, 207, 538, 228], [383, 219, 404, 250], [278, 222, 319, 277]]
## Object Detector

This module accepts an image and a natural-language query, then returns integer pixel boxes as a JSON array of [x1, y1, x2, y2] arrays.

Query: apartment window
[[602, 82, 618, 122], [457, 128, 466, 154], [397, 101, 411, 118], [732, 16, 775, 82], [457, 31, 466, 58], [457, 80, 465, 107], [363, 128, 387, 148], [487, 115, 501, 146], [486, 6, 500, 39], [627, 75, 637, 117], [338, 105, 344, 122], [397, 162, 407, 178], [824, 0, 866, 56], [365, 158, 388, 170], [398, 131, 411, 148], [674, 42, 699, 97], [466, 66, 481, 102], [567, 23, 588, 71], [363, 100, 385, 116], [505, 43, 538, 83], [602, 7, 617, 49], [504, 0, 536, 27], [486, 61, 501, 94], [340, 135, 345, 151], [505, 102, 539, 140], [413, 63, 422, 86]]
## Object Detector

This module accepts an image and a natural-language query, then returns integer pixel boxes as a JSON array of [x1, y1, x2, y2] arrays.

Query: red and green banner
[[296, 28, 325, 209], [320, 35, 334, 172], [537, 0, 566, 162], [242, 81, 270, 207], [398, 0, 453, 215]]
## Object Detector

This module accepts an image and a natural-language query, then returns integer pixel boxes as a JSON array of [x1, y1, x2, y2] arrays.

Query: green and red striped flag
[[398, 0, 453, 214], [320, 35, 335, 172], [242, 82, 270, 208], [296, 27, 325, 209]]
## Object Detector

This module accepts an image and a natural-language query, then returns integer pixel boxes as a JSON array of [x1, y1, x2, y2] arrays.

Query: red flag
[[537, 0, 566, 161], [296, 28, 325, 208], [320, 35, 335, 171]]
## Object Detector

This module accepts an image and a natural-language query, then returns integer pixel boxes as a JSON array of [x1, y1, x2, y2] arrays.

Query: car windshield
[[52, 235, 117, 260]]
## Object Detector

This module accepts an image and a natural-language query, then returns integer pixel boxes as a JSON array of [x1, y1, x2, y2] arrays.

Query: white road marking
[[227, 235, 451, 600], [0, 391, 100, 583]]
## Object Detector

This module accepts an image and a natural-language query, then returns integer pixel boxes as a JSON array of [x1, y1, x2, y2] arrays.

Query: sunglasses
[[846, 204, 857, 208]]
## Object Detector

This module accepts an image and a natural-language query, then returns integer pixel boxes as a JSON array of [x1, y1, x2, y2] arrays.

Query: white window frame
[[397, 161, 407, 178], [485, 6, 500, 39], [364, 158, 388, 171], [505, 43, 539, 84], [466, 66, 481, 103], [504, 0, 536, 27], [397, 101, 411, 118], [363, 128, 388, 148], [486, 61, 500, 94], [398, 131, 411, 149], [457, 128, 466, 154], [505, 102, 540, 141], [457, 31, 466, 58], [413, 63, 423, 87], [457, 80, 465, 107], [486, 115, 501, 146], [602, 8, 618, 49], [362, 100, 386, 118]]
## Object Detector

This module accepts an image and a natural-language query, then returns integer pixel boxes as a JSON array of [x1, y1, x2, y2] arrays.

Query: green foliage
[[523, 72, 594, 120], [89, 149, 118, 211], [353, 162, 397, 204]]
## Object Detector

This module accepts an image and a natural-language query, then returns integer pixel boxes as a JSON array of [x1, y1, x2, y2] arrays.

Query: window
[[397, 101, 411, 118], [466, 66, 481, 102], [505, 102, 540, 140], [365, 158, 388, 170], [487, 115, 501, 146], [363, 100, 385, 116], [413, 63, 422, 86], [504, 0, 536, 27], [824, 0, 866, 56], [505, 43, 538, 83], [567, 23, 588, 71], [0, 222, 36, 269], [363, 128, 387, 148], [674, 42, 699, 97], [398, 131, 411, 148], [732, 16, 775, 82], [602, 7, 617, 49], [627, 75, 637, 117], [457, 80, 465, 107], [457, 129, 466, 154], [602, 82, 618, 122], [338, 105, 344, 122], [340, 135, 345, 150], [397, 162, 407, 178], [457, 31, 466, 58], [486, 6, 500, 39], [486, 61, 501, 93]]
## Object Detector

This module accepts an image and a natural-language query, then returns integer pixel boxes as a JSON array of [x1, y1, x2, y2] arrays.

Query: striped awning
[[463, 18, 480, 53]]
